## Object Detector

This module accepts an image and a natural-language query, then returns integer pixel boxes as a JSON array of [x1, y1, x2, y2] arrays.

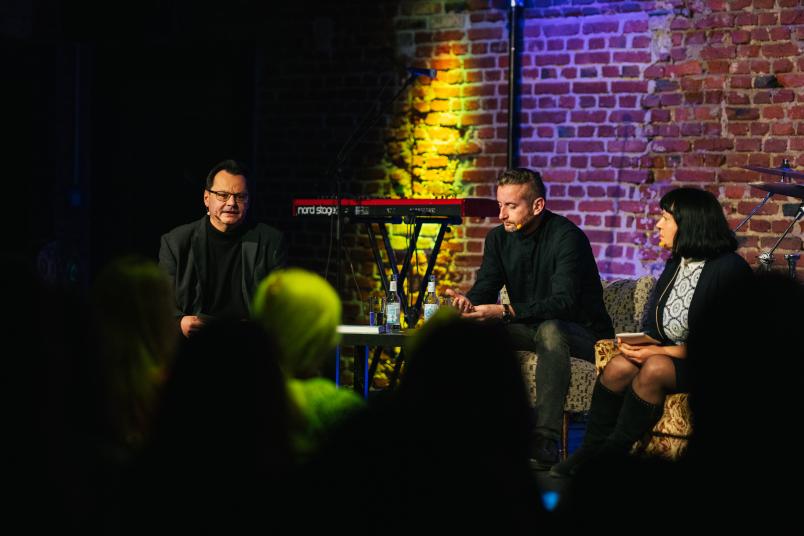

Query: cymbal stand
[[738, 159, 797, 232], [757, 201, 804, 272], [734, 191, 772, 232]]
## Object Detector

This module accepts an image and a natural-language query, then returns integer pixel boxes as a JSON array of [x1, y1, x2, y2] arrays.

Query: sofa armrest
[[594, 339, 617, 375]]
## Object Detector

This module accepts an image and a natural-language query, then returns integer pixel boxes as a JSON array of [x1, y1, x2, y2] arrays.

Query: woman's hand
[[618, 342, 663, 364], [617, 339, 687, 364]]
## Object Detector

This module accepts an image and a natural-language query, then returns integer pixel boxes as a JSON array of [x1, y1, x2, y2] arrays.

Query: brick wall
[[259, 0, 804, 322]]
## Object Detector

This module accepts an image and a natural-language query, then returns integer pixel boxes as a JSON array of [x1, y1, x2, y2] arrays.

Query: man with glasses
[[159, 159, 286, 337]]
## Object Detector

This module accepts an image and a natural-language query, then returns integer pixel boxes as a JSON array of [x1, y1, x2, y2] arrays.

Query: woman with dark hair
[[551, 187, 752, 477]]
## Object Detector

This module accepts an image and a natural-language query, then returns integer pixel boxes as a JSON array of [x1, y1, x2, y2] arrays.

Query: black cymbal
[[750, 182, 804, 199], [742, 165, 804, 181]]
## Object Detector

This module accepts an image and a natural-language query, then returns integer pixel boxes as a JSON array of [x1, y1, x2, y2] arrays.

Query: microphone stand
[[329, 71, 423, 303]]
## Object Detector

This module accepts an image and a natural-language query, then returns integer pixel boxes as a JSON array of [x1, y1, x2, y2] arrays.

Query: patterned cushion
[[517, 351, 596, 413], [602, 276, 656, 334]]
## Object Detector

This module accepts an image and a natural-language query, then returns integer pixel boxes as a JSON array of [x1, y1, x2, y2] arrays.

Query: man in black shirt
[[446, 168, 613, 469], [159, 160, 286, 337]]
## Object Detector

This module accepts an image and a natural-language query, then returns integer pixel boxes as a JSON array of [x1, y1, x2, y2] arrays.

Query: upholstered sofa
[[507, 276, 693, 460]]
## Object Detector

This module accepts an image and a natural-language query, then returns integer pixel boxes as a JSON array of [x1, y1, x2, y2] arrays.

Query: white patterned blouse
[[662, 258, 706, 344]]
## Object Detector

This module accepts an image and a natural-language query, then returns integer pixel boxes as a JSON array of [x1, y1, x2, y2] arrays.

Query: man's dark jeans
[[506, 320, 597, 441]]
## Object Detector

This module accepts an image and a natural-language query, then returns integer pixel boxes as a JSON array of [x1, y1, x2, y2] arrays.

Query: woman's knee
[[601, 355, 639, 384], [635, 356, 676, 391]]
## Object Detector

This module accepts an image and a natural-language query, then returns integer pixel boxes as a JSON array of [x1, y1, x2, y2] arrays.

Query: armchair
[[595, 277, 692, 460]]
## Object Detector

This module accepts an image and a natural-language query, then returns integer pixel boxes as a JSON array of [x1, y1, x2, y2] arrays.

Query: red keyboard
[[292, 198, 499, 219]]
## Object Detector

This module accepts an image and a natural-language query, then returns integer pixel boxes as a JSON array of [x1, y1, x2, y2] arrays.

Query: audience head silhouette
[[251, 268, 341, 377]]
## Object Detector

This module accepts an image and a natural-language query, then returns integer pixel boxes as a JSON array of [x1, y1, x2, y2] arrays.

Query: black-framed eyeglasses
[[206, 189, 249, 203]]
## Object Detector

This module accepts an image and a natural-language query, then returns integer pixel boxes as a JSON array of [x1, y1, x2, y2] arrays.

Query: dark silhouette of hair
[[683, 271, 802, 523], [90, 256, 177, 450], [298, 312, 545, 532], [125, 320, 293, 532], [659, 187, 738, 260], [498, 167, 547, 200], [205, 159, 251, 191]]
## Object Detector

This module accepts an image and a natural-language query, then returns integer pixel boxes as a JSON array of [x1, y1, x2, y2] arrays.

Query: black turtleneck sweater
[[466, 210, 613, 340], [204, 219, 250, 320]]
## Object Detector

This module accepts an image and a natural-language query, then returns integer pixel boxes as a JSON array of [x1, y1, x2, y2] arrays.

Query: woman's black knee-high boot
[[603, 387, 663, 455], [549, 378, 625, 477]]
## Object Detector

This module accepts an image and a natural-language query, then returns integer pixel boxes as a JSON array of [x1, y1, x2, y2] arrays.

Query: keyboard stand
[[361, 215, 457, 328]]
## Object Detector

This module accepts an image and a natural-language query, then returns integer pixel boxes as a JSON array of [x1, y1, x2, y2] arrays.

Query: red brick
[[462, 169, 497, 182], [612, 51, 652, 63], [762, 106, 786, 120], [757, 13, 778, 25], [579, 200, 614, 213], [566, 38, 584, 50], [534, 54, 571, 66], [468, 27, 503, 40], [432, 30, 465, 42], [631, 36, 651, 49], [521, 140, 555, 152], [726, 107, 760, 120], [543, 170, 577, 183], [548, 200, 576, 211], [778, 74, 804, 88], [653, 139, 691, 152], [773, 59, 794, 74], [731, 30, 751, 44], [644, 65, 664, 79], [610, 110, 645, 123], [599, 95, 616, 107], [464, 56, 497, 69], [694, 138, 735, 151], [607, 140, 648, 153], [568, 141, 605, 153], [671, 18, 691, 30], [727, 123, 750, 135], [570, 110, 606, 122], [583, 20, 620, 34], [611, 81, 649, 93], [544, 24, 580, 37], [762, 43, 800, 57], [737, 44, 761, 58], [719, 169, 759, 182], [763, 138, 788, 152], [772, 123, 796, 136], [531, 111, 567, 123], [701, 46, 736, 60], [573, 81, 608, 94], [668, 61, 703, 77], [533, 82, 570, 94], [623, 20, 648, 33], [750, 122, 770, 135], [708, 60, 731, 74], [735, 138, 762, 151], [780, 9, 804, 25], [471, 43, 488, 55], [675, 169, 717, 181], [588, 37, 606, 50], [578, 169, 615, 182], [738, 201, 780, 216], [574, 51, 611, 64], [651, 109, 671, 122]]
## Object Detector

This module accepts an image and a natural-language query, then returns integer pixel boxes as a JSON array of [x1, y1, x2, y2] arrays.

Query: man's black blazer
[[158, 216, 286, 318]]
